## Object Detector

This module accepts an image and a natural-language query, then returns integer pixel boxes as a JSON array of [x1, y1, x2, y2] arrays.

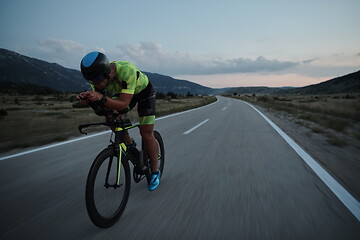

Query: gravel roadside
[[252, 104, 360, 202]]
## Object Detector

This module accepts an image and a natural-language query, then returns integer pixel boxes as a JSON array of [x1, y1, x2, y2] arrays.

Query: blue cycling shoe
[[148, 170, 161, 191]]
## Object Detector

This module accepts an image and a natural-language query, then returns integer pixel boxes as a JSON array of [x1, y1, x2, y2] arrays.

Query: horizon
[[2, 47, 357, 90], [1, 0, 359, 88]]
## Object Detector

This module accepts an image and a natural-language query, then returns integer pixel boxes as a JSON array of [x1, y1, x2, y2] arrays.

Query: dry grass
[[0, 94, 216, 153], [230, 94, 360, 147]]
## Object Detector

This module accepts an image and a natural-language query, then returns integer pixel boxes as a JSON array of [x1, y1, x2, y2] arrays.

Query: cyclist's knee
[[139, 125, 154, 141]]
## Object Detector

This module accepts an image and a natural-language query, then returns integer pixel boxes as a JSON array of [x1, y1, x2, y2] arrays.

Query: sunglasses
[[89, 75, 106, 85]]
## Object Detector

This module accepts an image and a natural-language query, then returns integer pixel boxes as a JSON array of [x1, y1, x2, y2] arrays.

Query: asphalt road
[[1, 96, 359, 239]]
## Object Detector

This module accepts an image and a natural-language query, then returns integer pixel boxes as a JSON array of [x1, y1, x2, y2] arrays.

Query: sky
[[1, 0, 359, 88]]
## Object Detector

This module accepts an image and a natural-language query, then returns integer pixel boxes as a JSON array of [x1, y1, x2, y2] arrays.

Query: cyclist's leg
[[139, 122, 159, 172], [136, 83, 158, 173], [124, 130, 133, 146], [123, 96, 138, 145]]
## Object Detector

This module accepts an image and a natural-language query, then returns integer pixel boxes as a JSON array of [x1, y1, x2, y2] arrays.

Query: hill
[[0, 48, 88, 92], [0, 82, 60, 95], [283, 70, 360, 95], [220, 71, 360, 96], [145, 72, 212, 95], [220, 86, 294, 95], [1, 48, 359, 95], [0, 48, 213, 95]]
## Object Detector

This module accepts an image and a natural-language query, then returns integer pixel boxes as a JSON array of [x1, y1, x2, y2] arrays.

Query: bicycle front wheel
[[85, 147, 131, 228]]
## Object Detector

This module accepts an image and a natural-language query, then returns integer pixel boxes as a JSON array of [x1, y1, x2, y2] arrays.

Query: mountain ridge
[[0, 48, 212, 95], [1, 48, 359, 95]]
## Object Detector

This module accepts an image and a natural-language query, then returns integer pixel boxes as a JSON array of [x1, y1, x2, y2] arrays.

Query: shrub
[[0, 109, 7, 119], [33, 96, 45, 101], [72, 102, 90, 108]]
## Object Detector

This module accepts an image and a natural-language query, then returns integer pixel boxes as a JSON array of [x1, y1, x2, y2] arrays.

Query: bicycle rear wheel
[[154, 131, 165, 174], [85, 147, 131, 228]]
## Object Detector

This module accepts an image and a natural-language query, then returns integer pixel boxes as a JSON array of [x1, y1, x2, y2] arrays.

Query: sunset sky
[[1, 0, 359, 88]]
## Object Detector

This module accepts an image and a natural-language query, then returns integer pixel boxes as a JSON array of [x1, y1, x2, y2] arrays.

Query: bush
[[167, 92, 177, 99], [0, 109, 7, 116], [156, 92, 166, 99], [32, 96, 45, 101], [256, 96, 268, 102], [72, 102, 89, 108]]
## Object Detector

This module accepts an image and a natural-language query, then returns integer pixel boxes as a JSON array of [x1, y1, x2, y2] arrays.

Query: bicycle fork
[[104, 144, 125, 189]]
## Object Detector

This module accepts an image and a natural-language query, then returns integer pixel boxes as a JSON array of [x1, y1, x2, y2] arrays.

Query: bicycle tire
[[85, 147, 131, 228], [143, 130, 165, 175], [154, 131, 165, 174]]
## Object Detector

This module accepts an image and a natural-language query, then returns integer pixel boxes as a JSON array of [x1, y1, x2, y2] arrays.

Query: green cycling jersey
[[91, 61, 149, 97]]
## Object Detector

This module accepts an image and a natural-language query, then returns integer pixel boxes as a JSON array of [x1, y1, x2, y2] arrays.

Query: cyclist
[[77, 51, 160, 191]]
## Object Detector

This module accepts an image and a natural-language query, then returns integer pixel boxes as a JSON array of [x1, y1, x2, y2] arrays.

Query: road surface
[[1, 96, 359, 239]]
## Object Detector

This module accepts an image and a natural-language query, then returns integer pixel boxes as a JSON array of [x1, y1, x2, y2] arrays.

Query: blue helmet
[[80, 51, 110, 84]]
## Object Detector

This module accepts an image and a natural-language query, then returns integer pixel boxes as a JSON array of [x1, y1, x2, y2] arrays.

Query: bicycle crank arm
[[104, 183, 123, 189]]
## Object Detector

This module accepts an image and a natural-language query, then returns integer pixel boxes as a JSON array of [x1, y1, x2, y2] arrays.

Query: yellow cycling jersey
[[91, 61, 149, 97]]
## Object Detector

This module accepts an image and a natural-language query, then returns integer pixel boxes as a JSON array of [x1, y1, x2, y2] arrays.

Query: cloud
[[301, 59, 316, 64], [277, 53, 360, 80], [38, 38, 85, 54], [114, 42, 300, 75], [28, 38, 108, 69], [21, 40, 358, 78], [34, 38, 87, 69]]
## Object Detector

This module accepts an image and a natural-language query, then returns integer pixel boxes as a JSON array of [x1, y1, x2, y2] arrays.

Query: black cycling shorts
[[128, 82, 156, 124]]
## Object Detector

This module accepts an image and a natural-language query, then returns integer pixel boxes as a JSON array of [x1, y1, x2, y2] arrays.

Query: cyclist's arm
[[103, 93, 133, 111], [84, 90, 132, 111]]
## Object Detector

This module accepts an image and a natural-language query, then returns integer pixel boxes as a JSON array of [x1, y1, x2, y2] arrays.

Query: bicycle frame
[[83, 114, 164, 228], [79, 119, 141, 187], [113, 124, 139, 186]]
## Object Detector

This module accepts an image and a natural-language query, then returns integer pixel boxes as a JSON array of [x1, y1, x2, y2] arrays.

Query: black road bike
[[79, 117, 165, 228]]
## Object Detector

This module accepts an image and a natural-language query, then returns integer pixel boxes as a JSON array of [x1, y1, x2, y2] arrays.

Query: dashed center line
[[183, 119, 210, 135], [222, 107, 227, 110]]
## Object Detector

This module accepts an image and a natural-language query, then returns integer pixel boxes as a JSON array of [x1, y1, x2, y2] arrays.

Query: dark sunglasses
[[89, 75, 106, 85]]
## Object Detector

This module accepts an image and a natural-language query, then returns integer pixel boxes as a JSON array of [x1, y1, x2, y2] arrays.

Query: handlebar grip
[[78, 124, 91, 135]]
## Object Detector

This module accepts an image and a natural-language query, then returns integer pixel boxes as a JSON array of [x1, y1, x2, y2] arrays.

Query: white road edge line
[[0, 97, 219, 161], [244, 101, 360, 222], [183, 119, 210, 135], [0, 131, 112, 161]]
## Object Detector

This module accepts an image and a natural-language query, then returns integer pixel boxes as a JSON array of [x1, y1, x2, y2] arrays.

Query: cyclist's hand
[[77, 92, 90, 104], [85, 91, 104, 102]]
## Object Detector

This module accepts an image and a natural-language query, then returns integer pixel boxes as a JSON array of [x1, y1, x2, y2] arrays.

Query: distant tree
[[167, 92, 177, 99], [187, 92, 193, 97], [156, 92, 166, 99]]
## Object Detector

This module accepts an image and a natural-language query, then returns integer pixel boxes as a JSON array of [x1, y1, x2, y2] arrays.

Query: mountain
[[283, 70, 360, 95], [1, 48, 359, 95], [219, 86, 293, 95], [145, 72, 212, 95], [220, 71, 360, 96], [0, 48, 88, 92], [0, 82, 60, 95], [0, 48, 213, 95]]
